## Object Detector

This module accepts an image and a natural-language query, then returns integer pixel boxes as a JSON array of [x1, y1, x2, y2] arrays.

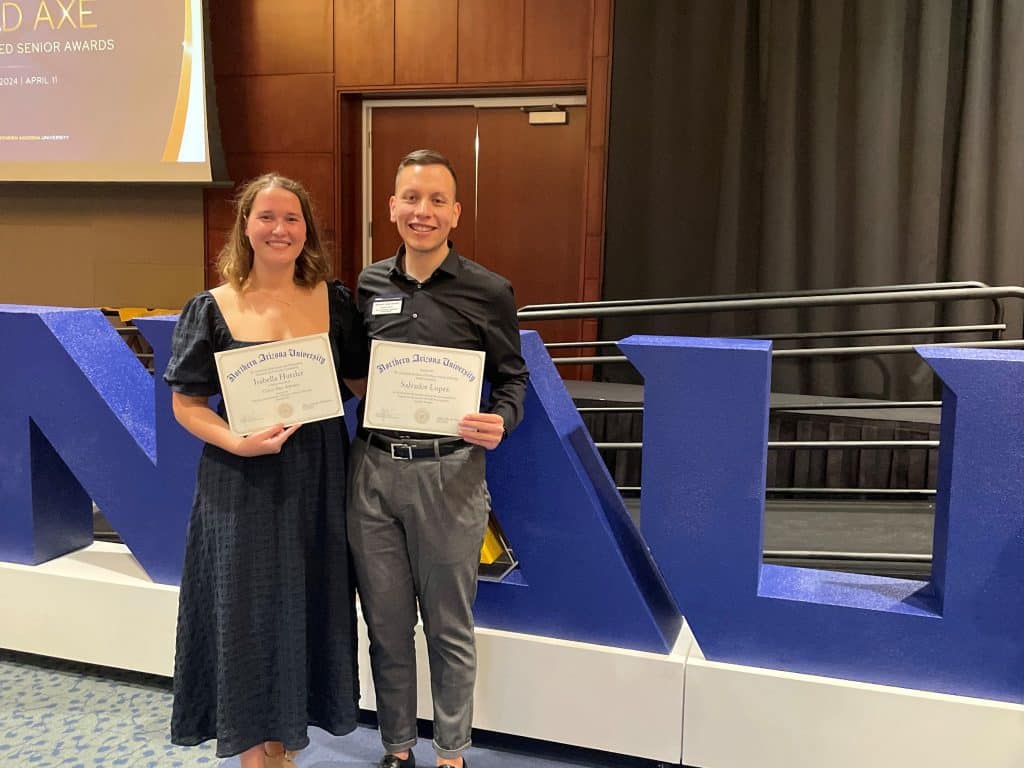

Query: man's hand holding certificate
[[214, 333, 342, 435], [364, 340, 485, 437]]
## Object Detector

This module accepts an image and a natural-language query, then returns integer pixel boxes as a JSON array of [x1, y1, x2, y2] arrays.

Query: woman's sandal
[[264, 745, 299, 766]]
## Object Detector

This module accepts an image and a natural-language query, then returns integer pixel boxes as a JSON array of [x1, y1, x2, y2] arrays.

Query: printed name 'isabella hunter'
[[226, 347, 328, 383]]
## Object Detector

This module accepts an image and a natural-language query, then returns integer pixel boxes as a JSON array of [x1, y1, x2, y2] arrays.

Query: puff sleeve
[[163, 293, 221, 397]]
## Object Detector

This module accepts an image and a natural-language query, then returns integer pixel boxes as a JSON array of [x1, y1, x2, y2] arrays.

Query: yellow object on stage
[[478, 512, 518, 581], [106, 307, 178, 322], [480, 520, 504, 565]]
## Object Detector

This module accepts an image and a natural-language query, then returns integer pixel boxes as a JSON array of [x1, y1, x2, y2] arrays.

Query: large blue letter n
[[0, 307, 195, 585]]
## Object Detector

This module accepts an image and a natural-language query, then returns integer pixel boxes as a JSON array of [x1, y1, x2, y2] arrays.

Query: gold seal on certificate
[[364, 340, 485, 437], [213, 333, 342, 435]]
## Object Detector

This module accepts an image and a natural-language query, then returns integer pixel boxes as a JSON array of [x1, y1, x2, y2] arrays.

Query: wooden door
[[369, 107, 477, 264], [476, 105, 587, 363]]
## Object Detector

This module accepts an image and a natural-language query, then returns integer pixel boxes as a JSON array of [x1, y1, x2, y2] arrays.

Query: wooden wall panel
[[585, 146, 605, 239], [524, 0, 590, 82], [458, 0, 524, 83], [588, 55, 610, 152], [337, 94, 365, 286], [0, 187, 204, 308], [205, 188, 236, 231], [216, 74, 335, 154], [335, 0, 395, 86], [585, 234, 603, 284], [211, 0, 333, 76], [395, 0, 458, 84], [592, 0, 611, 58]]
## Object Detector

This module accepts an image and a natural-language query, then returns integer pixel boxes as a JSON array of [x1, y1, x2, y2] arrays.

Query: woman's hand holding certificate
[[232, 423, 302, 456], [363, 340, 485, 437], [214, 333, 343, 435]]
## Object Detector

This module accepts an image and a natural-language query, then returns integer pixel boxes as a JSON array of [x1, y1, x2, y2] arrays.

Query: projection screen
[[0, 0, 218, 182]]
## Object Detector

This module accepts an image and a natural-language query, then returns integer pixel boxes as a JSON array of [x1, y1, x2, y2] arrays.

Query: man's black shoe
[[378, 753, 415, 768]]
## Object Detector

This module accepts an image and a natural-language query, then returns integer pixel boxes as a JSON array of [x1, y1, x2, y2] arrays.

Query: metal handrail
[[617, 486, 936, 496], [747, 323, 1004, 341], [519, 281, 993, 312], [579, 401, 939, 413], [544, 283, 1011, 504], [548, 337, 1024, 365], [765, 488, 936, 495], [551, 356, 628, 365], [520, 280, 1006, 344], [770, 440, 938, 448], [768, 401, 940, 410], [543, 323, 1005, 350], [773, 338, 1024, 358], [596, 440, 938, 450], [517, 285, 1024, 323], [763, 550, 932, 562], [544, 340, 622, 348]]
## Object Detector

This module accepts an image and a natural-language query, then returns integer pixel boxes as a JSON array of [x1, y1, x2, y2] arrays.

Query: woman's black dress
[[164, 282, 367, 758]]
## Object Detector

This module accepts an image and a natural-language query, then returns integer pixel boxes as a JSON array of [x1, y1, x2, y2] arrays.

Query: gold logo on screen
[[0, 0, 99, 33]]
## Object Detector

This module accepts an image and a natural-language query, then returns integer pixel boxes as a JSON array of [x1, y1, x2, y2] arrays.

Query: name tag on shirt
[[371, 298, 403, 316]]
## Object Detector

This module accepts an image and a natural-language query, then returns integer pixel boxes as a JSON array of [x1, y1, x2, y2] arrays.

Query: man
[[349, 149, 529, 768]]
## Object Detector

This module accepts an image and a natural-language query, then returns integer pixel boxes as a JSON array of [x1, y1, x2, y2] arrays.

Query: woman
[[165, 173, 368, 766]]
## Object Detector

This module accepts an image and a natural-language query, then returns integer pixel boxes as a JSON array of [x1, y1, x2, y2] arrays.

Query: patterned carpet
[[0, 651, 657, 768], [0, 651, 216, 767]]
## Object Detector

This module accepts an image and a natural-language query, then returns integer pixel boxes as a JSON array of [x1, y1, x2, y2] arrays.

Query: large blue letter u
[[623, 336, 1024, 703]]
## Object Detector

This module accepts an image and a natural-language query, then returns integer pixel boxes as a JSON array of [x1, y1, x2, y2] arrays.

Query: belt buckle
[[389, 442, 414, 461]]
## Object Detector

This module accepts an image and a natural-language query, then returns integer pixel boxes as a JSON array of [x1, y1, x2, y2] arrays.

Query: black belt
[[364, 431, 469, 461]]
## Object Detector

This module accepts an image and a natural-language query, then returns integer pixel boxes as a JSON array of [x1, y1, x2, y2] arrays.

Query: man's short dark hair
[[395, 149, 458, 196]]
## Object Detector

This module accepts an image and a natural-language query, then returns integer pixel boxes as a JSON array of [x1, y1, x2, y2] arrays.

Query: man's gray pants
[[347, 437, 490, 759]]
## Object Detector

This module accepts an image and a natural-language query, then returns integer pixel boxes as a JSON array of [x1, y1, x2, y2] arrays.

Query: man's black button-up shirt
[[356, 244, 529, 432]]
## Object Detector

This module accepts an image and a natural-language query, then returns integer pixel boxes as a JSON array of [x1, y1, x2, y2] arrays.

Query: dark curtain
[[602, 0, 1024, 399]]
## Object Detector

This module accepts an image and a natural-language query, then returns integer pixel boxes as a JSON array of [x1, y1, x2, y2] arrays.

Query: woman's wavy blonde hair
[[217, 173, 331, 289]]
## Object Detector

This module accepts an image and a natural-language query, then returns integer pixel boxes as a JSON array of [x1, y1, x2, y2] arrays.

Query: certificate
[[363, 340, 485, 437], [213, 333, 342, 435]]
